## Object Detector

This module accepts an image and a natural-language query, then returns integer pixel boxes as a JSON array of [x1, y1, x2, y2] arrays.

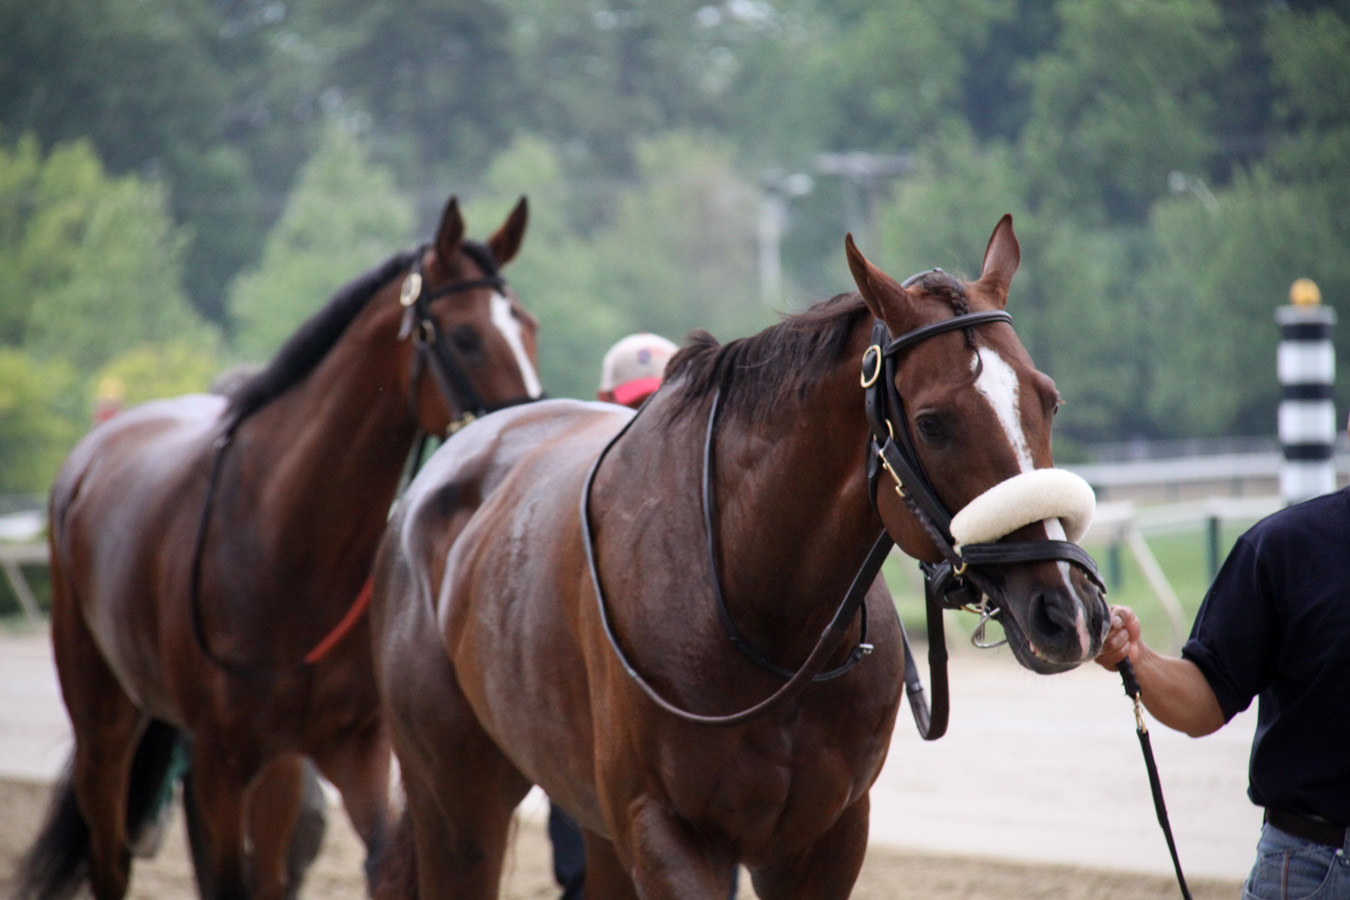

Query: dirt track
[[0, 775, 1243, 899], [0, 628, 1253, 898]]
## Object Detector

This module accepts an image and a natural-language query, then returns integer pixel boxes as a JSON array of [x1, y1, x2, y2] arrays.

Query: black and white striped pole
[[1277, 278, 1337, 504]]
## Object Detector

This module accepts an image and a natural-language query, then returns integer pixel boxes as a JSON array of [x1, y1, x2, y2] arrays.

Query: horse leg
[[748, 797, 870, 900], [383, 661, 530, 899], [49, 582, 146, 900], [580, 831, 641, 900], [244, 755, 313, 900], [309, 720, 391, 891], [183, 737, 259, 900], [396, 745, 528, 900], [621, 798, 740, 900]]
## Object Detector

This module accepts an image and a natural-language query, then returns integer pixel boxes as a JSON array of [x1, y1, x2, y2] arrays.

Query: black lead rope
[[1118, 658, 1193, 900]]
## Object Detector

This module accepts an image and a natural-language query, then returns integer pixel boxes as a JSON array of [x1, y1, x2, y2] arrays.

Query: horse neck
[[230, 291, 415, 564], [707, 356, 882, 646]]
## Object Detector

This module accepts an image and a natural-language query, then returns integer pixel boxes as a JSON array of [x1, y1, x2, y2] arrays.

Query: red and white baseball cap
[[599, 333, 679, 407]]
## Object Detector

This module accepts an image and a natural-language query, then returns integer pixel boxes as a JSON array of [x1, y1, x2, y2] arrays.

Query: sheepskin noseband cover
[[948, 468, 1095, 549]]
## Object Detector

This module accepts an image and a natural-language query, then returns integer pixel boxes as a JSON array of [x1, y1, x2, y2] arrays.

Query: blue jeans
[[1243, 823, 1350, 900]]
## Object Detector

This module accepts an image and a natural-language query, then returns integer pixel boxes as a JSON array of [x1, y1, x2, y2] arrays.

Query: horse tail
[[369, 808, 419, 900], [10, 757, 90, 900], [11, 720, 187, 900], [125, 720, 187, 856]]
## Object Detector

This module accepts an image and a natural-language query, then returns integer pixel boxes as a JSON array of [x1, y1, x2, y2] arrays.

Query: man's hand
[[1095, 604, 1141, 672]]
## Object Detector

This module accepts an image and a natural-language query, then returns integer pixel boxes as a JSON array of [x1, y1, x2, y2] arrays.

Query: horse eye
[[915, 414, 946, 443], [451, 326, 482, 354]]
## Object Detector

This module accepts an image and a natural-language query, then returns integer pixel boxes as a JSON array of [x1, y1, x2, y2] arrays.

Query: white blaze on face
[[972, 348, 1092, 655], [972, 348, 1034, 473], [490, 293, 543, 399]]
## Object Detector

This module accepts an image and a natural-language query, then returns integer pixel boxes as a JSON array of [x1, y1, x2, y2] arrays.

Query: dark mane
[[664, 292, 871, 424], [225, 249, 418, 427]]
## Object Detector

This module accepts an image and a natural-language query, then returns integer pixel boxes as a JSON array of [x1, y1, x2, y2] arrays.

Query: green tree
[[807, 0, 1015, 150], [282, 0, 522, 210], [0, 0, 274, 322], [1263, 7, 1350, 221], [0, 349, 82, 493], [463, 135, 614, 401], [1018, 0, 1233, 222], [96, 341, 222, 410], [227, 124, 415, 362], [0, 136, 214, 373], [1141, 169, 1346, 437], [590, 133, 771, 346]]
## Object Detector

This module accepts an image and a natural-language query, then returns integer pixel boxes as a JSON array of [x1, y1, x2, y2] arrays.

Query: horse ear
[[433, 195, 466, 266], [976, 214, 1020, 308], [488, 196, 528, 267], [845, 233, 912, 326]]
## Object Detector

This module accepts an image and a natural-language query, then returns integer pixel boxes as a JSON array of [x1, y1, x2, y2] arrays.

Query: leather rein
[[583, 295, 1103, 730], [188, 248, 526, 678]]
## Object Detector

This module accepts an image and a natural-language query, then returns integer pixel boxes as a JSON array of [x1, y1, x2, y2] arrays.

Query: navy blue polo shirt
[[1182, 487, 1350, 826]]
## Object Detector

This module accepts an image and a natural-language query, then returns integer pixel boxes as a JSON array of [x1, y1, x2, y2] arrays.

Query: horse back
[[376, 399, 628, 800], [49, 394, 225, 713]]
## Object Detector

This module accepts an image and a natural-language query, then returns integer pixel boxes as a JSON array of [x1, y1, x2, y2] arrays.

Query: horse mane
[[664, 271, 978, 424], [664, 292, 871, 425], [224, 249, 418, 427]]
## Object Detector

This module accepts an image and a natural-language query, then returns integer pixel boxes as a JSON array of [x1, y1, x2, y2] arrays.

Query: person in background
[[552, 331, 746, 900], [1095, 414, 1350, 899], [596, 331, 679, 408]]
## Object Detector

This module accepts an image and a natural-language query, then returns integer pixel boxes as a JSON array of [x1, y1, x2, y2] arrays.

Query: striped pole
[[1277, 278, 1336, 504]]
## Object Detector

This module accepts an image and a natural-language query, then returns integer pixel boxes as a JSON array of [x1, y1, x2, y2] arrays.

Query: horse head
[[400, 194, 542, 436], [846, 215, 1108, 674]]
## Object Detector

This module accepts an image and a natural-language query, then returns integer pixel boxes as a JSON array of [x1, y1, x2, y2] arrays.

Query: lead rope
[[1118, 658, 1193, 900]]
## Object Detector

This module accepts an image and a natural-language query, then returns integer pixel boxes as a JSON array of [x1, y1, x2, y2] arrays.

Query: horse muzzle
[[947, 468, 1109, 674]]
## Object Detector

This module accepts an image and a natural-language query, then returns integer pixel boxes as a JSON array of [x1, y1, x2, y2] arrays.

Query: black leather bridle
[[860, 294, 1103, 738], [398, 241, 539, 435]]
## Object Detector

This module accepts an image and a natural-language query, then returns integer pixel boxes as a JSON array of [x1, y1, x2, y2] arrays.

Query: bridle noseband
[[398, 242, 538, 435]]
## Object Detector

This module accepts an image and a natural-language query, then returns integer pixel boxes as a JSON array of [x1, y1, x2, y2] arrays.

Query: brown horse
[[14, 195, 541, 900], [368, 216, 1110, 900]]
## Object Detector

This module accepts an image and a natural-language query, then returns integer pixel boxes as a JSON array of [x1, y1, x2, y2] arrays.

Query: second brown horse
[[15, 195, 540, 900]]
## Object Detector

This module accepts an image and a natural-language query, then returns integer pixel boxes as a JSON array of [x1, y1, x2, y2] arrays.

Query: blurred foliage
[[2, 0, 1350, 494], [226, 124, 415, 362], [0, 349, 82, 493]]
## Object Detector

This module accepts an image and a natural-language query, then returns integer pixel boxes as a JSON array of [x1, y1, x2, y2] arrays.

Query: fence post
[[1277, 278, 1336, 505]]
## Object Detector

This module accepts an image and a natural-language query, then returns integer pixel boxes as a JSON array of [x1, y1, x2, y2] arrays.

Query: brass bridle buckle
[[400, 271, 423, 308], [860, 344, 883, 388]]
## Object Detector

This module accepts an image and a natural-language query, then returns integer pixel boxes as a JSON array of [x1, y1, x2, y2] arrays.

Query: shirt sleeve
[[1180, 530, 1282, 723]]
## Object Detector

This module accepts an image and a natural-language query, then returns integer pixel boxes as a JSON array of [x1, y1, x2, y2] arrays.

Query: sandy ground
[[0, 628, 1250, 898], [0, 777, 1244, 900]]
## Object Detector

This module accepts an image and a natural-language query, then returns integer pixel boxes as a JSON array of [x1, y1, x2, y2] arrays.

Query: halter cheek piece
[[398, 242, 538, 435]]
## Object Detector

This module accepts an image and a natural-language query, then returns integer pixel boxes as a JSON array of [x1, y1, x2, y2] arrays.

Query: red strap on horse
[[304, 577, 374, 665]]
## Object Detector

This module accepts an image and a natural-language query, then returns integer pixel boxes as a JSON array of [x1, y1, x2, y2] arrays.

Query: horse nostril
[[1028, 591, 1078, 642]]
